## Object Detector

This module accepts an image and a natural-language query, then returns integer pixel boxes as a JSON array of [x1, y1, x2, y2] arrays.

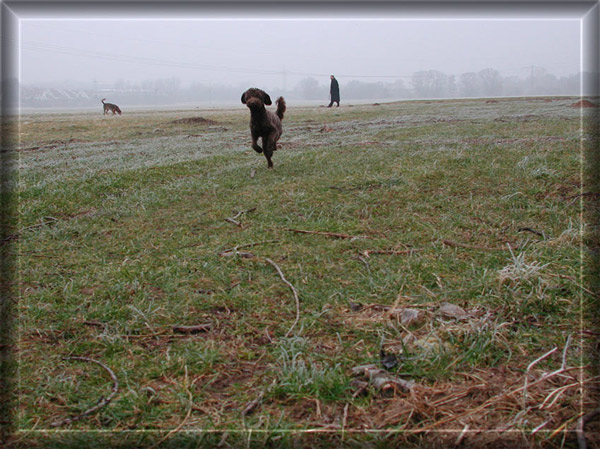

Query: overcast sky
[[19, 18, 581, 89]]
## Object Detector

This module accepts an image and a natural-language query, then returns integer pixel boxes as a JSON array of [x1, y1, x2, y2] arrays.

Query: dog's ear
[[241, 92, 247, 104], [263, 93, 272, 105]]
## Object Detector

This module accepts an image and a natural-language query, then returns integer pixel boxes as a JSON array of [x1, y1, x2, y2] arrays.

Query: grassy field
[[8, 97, 599, 447]]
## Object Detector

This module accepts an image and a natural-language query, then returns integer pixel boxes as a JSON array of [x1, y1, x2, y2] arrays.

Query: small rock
[[439, 302, 468, 319], [380, 349, 399, 370], [349, 300, 364, 312], [389, 308, 424, 326]]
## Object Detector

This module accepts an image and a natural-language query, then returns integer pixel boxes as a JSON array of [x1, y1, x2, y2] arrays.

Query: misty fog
[[9, 12, 595, 110]]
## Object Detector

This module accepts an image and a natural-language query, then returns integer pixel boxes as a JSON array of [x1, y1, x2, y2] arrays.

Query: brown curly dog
[[241, 88, 286, 168]]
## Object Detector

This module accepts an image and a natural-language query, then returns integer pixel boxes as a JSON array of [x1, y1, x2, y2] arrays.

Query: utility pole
[[281, 66, 287, 93], [522, 65, 544, 94]]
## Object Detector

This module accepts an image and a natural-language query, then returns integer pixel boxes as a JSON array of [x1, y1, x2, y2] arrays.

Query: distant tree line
[[293, 68, 583, 101], [409, 68, 581, 98], [14, 67, 596, 109]]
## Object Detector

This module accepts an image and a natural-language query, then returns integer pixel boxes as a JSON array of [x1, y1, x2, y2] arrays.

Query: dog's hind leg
[[264, 149, 273, 168], [263, 134, 276, 168]]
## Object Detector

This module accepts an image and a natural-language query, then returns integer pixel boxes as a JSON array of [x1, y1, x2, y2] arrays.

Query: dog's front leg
[[251, 133, 263, 153]]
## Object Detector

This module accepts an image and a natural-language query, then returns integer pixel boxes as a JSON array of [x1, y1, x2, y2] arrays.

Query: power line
[[25, 22, 284, 61], [521, 65, 545, 90], [14, 38, 424, 80], [15, 39, 280, 75]]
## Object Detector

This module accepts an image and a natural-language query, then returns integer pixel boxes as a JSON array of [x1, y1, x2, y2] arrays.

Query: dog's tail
[[276, 97, 286, 120], [101, 98, 106, 104]]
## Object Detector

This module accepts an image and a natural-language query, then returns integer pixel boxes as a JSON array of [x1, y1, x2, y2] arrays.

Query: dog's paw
[[252, 144, 263, 154]]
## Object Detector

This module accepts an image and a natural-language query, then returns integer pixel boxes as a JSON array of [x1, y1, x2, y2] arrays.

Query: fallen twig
[[223, 251, 301, 338], [454, 424, 470, 446], [355, 255, 371, 272], [50, 356, 118, 427], [577, 407, 600, 449], [517, 227, 546, 239], [224, 251, 256, 259], [284, 228, 367, 240], [121, 331, 179, 339], [172, 324, 212, 334], [566, 192, 600, 205], [222, 251, 302, 338], [177, 241, 204, 249], [442, 239, 508, 251], [350, 379, 369, 398], [240, 378, 278, 419], [23, 216, 59, 231], [82, 320, 105, 328], [540, 381, 580, 410], [264, 258, 301, 338], [361, 248, 418, 257], [2, 216, 58, 244], [218, 239, 279, 257], [225, 217, 242, 227], [342, 403, 349, 432], [241, 390, 264, 416], [224, 207, 257, 227], [531, 420, 551, 435], [356, 303, 395, 311], [198, 282, 240, 295], [523, 346, 559, 407]]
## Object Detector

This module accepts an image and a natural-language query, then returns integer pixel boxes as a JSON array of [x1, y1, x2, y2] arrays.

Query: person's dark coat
[[330, 77, 340, 102]]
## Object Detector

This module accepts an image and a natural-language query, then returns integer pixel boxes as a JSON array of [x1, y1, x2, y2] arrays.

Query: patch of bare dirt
[[570, 100, 598, 108], [169, 117, 219, 125], [19, 138, 85, 152]]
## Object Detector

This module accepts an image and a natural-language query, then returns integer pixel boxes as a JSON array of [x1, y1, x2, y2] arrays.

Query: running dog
[[241, 88, 286, 168]]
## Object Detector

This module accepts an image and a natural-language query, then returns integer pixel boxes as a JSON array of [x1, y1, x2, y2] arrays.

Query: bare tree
[[459, 72, 482, 98], [478, 68, 503, 97], [411, 70, 456, 98]]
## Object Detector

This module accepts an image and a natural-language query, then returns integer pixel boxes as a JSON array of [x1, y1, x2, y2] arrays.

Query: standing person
[[328, 75, 340, 107]]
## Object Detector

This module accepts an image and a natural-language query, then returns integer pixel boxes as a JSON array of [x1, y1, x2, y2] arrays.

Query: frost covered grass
[[498, 247, 549, 285], [13, 96, 597, 447]]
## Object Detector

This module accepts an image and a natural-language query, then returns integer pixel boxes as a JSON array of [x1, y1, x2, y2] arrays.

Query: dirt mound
[[170, 117, 218, 125], [570, 100, 598, 108]]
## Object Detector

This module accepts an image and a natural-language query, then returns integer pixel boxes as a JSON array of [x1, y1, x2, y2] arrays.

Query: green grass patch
[[13, 98, 596, 444]]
